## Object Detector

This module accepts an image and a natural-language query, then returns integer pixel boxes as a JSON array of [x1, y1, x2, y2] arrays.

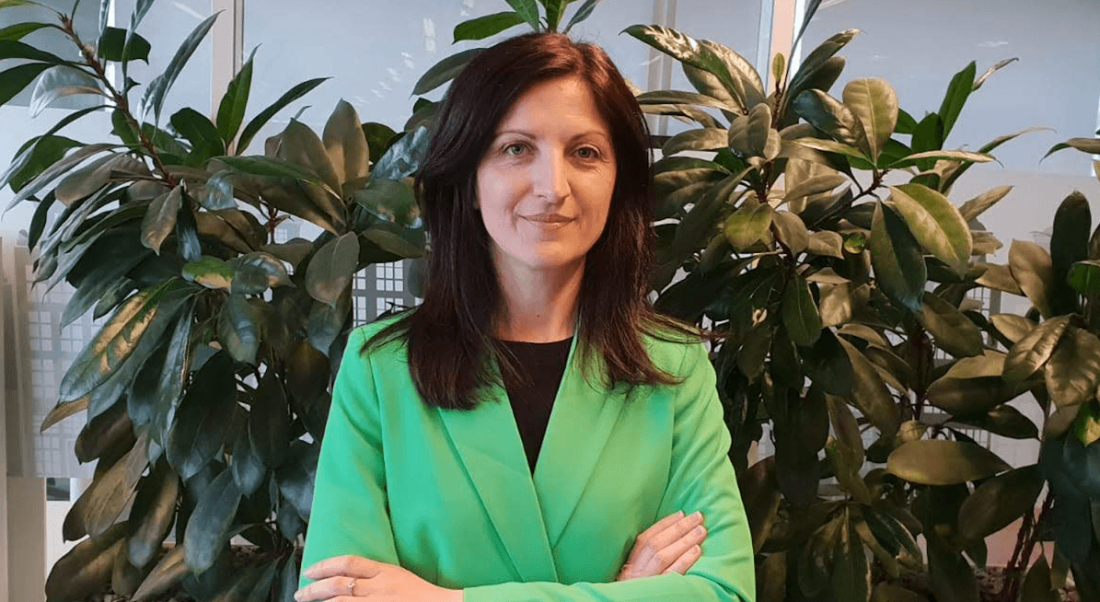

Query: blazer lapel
[[436, 387, 559, 583], [534, 338, 627, 550]]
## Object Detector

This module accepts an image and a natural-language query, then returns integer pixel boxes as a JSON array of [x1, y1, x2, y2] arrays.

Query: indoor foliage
[[4, 0, 1100, 601], [629, 0, 1100, 600]]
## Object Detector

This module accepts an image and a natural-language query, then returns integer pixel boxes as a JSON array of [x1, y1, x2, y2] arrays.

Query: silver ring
[[347, 578, 357, 594]]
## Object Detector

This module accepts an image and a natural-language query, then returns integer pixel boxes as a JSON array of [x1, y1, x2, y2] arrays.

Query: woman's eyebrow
[[494, 129, 611, 143]]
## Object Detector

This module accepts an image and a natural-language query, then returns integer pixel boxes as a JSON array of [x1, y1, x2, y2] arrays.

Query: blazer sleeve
[[298, 327, 401, 588], [463, 341, 756, 602]]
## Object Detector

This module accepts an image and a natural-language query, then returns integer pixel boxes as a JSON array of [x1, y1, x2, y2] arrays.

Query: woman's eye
[[504, 143, 526, 156], [576, 147, 600, 160]]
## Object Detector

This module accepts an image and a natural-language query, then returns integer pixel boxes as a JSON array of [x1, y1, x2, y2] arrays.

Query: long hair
[[365, 32, 697, 410]]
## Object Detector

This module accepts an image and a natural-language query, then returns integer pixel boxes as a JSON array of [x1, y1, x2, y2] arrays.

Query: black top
[[498, 337, 573, 473]]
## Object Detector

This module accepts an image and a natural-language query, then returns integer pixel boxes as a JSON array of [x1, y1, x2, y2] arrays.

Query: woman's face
[[475, 75, 617, 277]]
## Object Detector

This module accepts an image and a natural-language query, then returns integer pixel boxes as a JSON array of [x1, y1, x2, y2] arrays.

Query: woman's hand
[[295, 555, 463, 602], [616, 510, 707, 581]]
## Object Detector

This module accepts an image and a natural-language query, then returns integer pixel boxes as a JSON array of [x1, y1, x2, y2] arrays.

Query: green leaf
[[454, 11, 526, 42], [926, 531, 980, 602], [184, 468, 242, 573], [1069, 260, 1100, 295], [1073, 401, 1100, 446], [1050, 191, 1091, 314], [831, 517, 871, 602], [1009, 240, 1054, 318], [635, 90, 734, 111], [230, 419, 265, 496], [887, 439, 1009, 485], [938, 61, 977, 140], [0, 62, 50, 106], [182, 256, 233, 290], [165, 352, 236, 480], [0, 21, 55, 41], [794, 137, 869, 162], [624, 25, 745, 106], [870, 201, 926, 313], [957, 464, 1043, 542], [131, 545, 187, 602], [954, 404, 1038, 440], [787, 29, 859, 105], [250, 371, 290, 469], [140, 185, 182, 254], [29, 65, 104, 117], [973, 58, 1018, 91], [1044, 137, 1100, 160], [791, 90, 868, 150], [322, 99, 369, 187], [140, 12, 219, 121], [662, 127, 729, 156], [362, 121, 397, 165], [363, 225, 424, 260], [772, 210, 809, 254], [942, 128, 1047, 193], [503, 0, 540, 30], [799, 515, 842, 596], [276, 440, 320, 521], [920, 294, 984, 358], [58, 279, 193, 402], [724, 199, 773, 250], [563, 0, 600, 32], [411, 48, 483, 96], [1019, 555, 1059, 602], [889, 150, 993, 169], [60, 245, 151, 329], [170, 107, 226, 164], [306, 232, 359, 305], [274, 119, 343, 195], [354, 178, 419, 226], [236, 76, 329, 154], [926, 353, 1019, 416], [226, 252, 290, 295], [126, 460, 179, 568], [827, 397, 871, 503], [0, 39, 71, 64], [217, 295, 259, 364], [889, 183, 972, 274], [372, 125, 430, 181], [959, 186, 1012, 223], [215, 155, 322, 184], [216, 46, 257, 147], [841, 78, 897, 163], [782, 274, 822, 346], [838, 337, 899, 436], [45, 522, 128, 602], [1004, 315, 1070, 383], [729, 103, 779, 160], [97, 26, 151, 62], [1045, 326, 1100, 408]]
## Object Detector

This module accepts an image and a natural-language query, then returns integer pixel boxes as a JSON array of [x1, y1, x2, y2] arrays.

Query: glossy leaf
[[0, 62, 50, 106], [97, 26, 151, 63], [939, 61, 977, 140], [217, 294, 259, 364], [29, 65, 104, 117], [276, 441, 320, 521], [955, 404, 1038, 440], [354, 177, 419, 226], [251, 371, 291, 469], [306, 232, 359, 305], [890, 184, 972, 273], [231, 420, 265, 496], [412, 48, 483, 96], [184, 468, 242, 573], [958, 186, 1012, 223], [126, 460, 179, 568], [832, 517, 871, 602], [372, 125, 430, 181], [624, 25, 744, 105], [838, 337, 899, 436], [236, 77, 329, 154], [1003, 315, 1070, 383], [166, 352, 236, 480], [841, 78, 897, 162], [182, 256, 233, 290], [58, 279, 193, 402], [227, 252, 290, 295], [216, 46, 257, 146], [724, 200, 773, 250], [782, 274, 822, 346], [454, 11, 525, 41], [171, 108, 225, 164], [870, 201, 926, 313], [728, 103, 779, 160], [1009, 240, 1054, 318], [1044, 137, 1100, 160], [772, 210, 809, 254], [926, 531, 979, 602], [562, 0, 600, 32], [140, 185, 182, 253], [662, 127, 728, 156], [322, 99, 369, 187], [887, 439, 1009, 485], [792, 89, 869, 150], [44, 522, 128, 602], [920, 294, 984, 358], [131, 544, 187, 602], [1051, 191, 1091, 314], [957, 464, 1043, 542], [1045, 326, 1100, 408], [1069, 260, 1100, 294], [635, 90, 733, 111]]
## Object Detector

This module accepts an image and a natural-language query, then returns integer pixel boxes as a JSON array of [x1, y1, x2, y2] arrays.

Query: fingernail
[[676, 510, 685, 518], [695, 525, 706, 536], [691, 545, 701, 554], [690, 511, 703, 520], [293, 591, 302, 602]]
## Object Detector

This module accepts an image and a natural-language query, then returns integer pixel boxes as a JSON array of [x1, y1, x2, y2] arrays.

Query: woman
[[294, 32, 754, 602]]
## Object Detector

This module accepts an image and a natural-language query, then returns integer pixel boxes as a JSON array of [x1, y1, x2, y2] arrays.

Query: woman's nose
[[531, 151, 570, 201]]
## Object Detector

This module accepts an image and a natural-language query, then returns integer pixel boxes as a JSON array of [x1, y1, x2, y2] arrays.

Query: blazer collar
[[436, 335, 627, 582]]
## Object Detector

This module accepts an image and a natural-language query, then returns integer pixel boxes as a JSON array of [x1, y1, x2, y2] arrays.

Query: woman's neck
[[493, 259, 583, 343]]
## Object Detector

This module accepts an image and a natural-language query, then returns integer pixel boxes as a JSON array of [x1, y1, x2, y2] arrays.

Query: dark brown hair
[[365, 32, 697, 410]]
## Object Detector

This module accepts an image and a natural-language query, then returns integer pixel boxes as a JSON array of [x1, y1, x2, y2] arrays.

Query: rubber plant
[[624, 0, 1095, 600], [1, 0, 428, 600]]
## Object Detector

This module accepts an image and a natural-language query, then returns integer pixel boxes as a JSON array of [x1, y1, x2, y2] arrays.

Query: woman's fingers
[[294, 575, 357, 601], [302, 555, 384, 580], [621, 511, 685, 565], [661, 544, 703, 575], [634, 511, 705, 567]]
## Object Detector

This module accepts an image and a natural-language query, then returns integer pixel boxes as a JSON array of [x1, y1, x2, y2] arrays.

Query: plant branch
[[59, 14, 179, 189]]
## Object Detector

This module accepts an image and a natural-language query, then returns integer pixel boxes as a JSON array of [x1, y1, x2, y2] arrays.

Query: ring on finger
[[347, 577, 357, 595]]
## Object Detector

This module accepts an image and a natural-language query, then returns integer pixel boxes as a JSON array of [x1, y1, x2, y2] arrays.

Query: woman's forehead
[[494, 76, 612, 137]]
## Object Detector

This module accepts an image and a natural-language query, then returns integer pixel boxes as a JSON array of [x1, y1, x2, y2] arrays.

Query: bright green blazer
[[299, 317, 756, 602]]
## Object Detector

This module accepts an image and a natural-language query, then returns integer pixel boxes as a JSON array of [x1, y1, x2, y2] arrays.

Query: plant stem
[[59, 14, 179, 189], [1002, 492, 1055, 601]]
